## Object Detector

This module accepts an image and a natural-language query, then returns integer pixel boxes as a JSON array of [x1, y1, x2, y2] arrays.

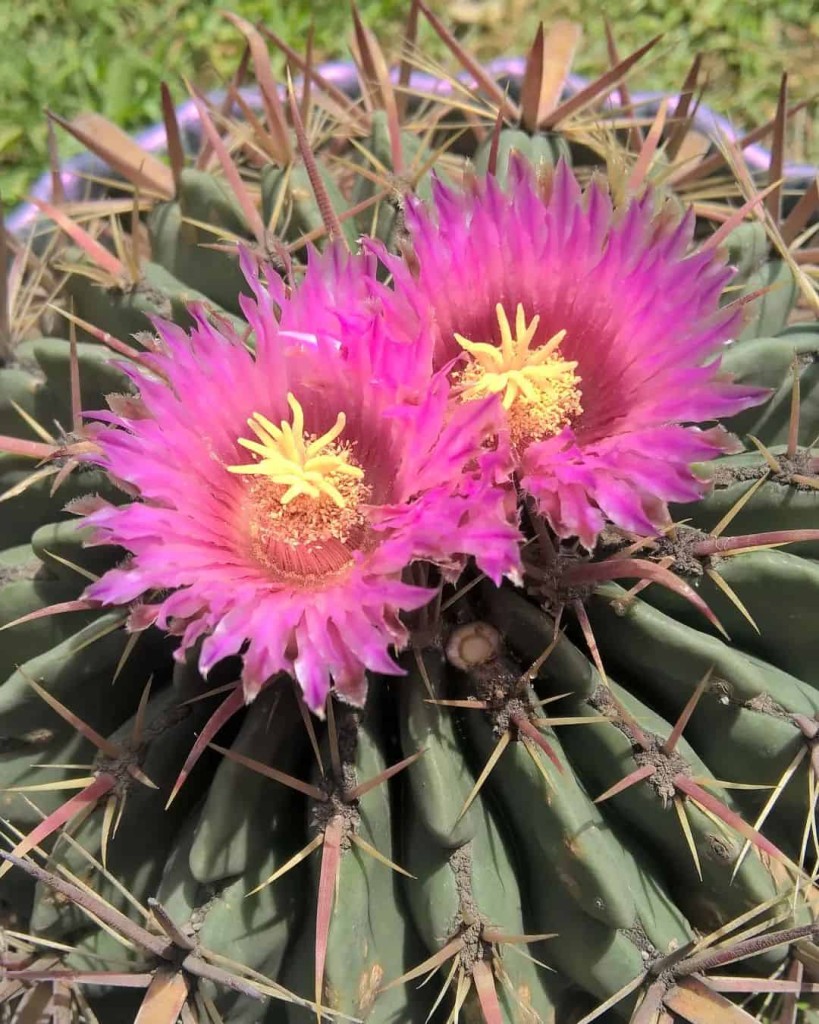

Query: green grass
[[2, 0, 816, 209], [0, 0, 407, 207]]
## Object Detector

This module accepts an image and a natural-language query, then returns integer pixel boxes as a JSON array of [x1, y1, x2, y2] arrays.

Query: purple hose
[[8, 56, 817, 238]]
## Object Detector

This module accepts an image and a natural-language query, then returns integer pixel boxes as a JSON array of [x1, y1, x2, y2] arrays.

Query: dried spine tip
[[794, 714, 819, 740], [445, 622, 502, 670]]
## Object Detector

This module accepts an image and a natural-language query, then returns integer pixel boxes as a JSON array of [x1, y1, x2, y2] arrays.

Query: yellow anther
[[227, 393, 363, 508], [454, 303, 583, 446]]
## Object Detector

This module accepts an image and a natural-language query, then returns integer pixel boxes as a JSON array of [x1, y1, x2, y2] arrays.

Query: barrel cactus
[[1, 5, 818, 1022]]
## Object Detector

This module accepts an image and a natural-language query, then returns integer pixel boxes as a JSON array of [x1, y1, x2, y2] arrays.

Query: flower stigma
[[228, 393, 369, 573], [454, 302, 583, 448]]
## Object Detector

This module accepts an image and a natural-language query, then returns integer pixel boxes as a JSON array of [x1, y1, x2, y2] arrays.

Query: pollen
[[227, 393, 370, 567], [453, 303, 583, 449]]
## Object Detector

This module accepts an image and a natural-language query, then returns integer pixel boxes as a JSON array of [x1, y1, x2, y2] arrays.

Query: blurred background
[[2, 0, 817, 208]]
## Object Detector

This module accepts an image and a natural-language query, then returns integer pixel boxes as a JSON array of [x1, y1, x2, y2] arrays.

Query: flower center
[[454, 303, 583, 448], [227, 393, 369, 575]]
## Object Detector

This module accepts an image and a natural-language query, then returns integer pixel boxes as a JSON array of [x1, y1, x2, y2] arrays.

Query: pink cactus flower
[[374, 158, 768, 548], [80, 249, 520, 711]]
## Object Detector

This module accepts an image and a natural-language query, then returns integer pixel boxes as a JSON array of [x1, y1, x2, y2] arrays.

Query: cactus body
[[2, 8, 819, 1022]]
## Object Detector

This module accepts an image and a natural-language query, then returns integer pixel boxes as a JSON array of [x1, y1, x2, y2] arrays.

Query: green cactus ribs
[[2, 1, 819, 1022]]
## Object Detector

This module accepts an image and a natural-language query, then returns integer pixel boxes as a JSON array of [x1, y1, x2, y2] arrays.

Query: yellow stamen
[[227, 393, 364, 509], [454, 303, 583, 447]]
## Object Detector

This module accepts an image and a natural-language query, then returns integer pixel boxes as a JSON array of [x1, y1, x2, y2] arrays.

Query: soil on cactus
[[1, 3, 819, 1022]]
